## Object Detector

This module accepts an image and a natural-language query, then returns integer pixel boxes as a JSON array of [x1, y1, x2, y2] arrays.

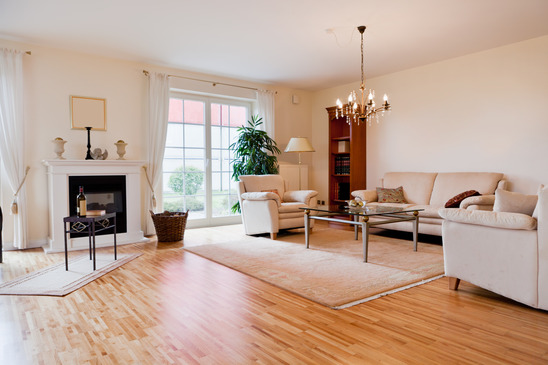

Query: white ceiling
[[1, 0, 548, 91]]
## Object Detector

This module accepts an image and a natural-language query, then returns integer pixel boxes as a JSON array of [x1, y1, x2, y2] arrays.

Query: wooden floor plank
[[1, 222, 548, 364]]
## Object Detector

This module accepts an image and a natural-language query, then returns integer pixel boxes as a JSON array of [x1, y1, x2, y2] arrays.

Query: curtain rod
[[142, 69, 275, 93]]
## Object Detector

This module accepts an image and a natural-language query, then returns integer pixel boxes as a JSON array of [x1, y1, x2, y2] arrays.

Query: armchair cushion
[[239, 174, 285, 197], [241, 192, 281, 206], [262, 189, 283, 202], [283, 190, 318, 203], [278, 202, 308, 213], [439, 208, 537, 231], [494, 189, 538, 216]]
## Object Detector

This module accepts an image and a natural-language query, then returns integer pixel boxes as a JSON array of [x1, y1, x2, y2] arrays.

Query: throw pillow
[[444, 190, 480, 208], [376, 186, 407, 203], [493, 189, 538, 216], [262, 189, 283, 202]]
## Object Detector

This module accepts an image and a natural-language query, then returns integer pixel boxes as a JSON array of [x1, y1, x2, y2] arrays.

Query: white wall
[[0, 39, 313, 248], [311, 35, 548, 201], [5, 33, 546, 248]]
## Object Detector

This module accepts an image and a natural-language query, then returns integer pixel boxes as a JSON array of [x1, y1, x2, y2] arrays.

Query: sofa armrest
[[284, 190, 318, 205], [352, 189, 378, 202], [241, 192, 281, 206], [439, 208, 537, 230], [460, 194, 495, 210]]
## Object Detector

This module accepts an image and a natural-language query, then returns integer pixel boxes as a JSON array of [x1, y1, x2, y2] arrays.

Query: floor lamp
[[284, 137, 315, 190]]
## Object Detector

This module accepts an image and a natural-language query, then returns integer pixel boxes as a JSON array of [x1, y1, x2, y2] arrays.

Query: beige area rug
[[184, 229, 444, 309], [0, 253, 142, 296]]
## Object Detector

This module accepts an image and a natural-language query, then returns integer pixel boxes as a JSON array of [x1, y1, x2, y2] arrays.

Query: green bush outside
[[168, 166, 204, 196]]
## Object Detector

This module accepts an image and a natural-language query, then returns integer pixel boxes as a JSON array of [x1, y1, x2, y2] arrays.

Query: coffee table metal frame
[[302, 206, 423, 263]]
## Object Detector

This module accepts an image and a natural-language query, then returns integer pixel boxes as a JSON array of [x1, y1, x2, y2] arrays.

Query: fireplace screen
[[68, 175, 127, 237]]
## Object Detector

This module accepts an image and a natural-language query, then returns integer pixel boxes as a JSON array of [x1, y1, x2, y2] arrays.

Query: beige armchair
[[237, 174, 318, 239], [439, 185, 547, 310]]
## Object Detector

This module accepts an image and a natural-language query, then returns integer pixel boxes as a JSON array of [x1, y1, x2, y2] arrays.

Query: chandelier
[[335, 26, 391, 125]]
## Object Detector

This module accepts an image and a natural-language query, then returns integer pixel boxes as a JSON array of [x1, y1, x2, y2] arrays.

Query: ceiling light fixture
[[335, 26, 391, 125]]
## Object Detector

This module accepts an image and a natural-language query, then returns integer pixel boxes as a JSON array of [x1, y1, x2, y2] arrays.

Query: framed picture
[[70, 96, 106, 131]]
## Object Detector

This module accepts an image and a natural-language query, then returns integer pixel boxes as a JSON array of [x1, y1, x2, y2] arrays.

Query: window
[[163, 93, 250, 226]]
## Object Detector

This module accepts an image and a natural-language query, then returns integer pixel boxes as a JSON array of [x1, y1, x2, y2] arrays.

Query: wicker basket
[[150, 210, 189, 242]]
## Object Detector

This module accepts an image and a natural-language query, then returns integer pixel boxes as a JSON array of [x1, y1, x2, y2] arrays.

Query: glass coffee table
[[301, 205, 423, 263]]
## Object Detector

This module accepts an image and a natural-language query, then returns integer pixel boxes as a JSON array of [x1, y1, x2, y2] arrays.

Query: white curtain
[[145, 72, 170, 234], [256, 90, 276, 139], [0, 48, 28, 248]]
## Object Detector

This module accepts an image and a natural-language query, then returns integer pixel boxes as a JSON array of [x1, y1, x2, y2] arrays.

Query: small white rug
[[0, 252, 142, 296]]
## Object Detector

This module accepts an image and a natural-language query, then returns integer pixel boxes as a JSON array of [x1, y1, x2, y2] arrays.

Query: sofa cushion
[[439, 208, 537, 230], [493, 189, 538, 216], [430, 172, 503, 206], [444, 190, 481, 208], [377, 186, 407, 203], [405, 204, 443, 218], [351, 189, 378, 203], [365, 202, 414, 209], [383, 172, 437, 204]]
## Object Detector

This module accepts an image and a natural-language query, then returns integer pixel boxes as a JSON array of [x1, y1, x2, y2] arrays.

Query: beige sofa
[[439, 185, 546, 310], [351, 172, 507, 236]]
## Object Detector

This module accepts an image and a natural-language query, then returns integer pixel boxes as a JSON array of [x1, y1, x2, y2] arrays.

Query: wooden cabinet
[[326, 106, 367, 206]]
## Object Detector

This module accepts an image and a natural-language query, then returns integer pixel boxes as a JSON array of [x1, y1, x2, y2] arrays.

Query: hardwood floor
[[1, 223, 547, 364]]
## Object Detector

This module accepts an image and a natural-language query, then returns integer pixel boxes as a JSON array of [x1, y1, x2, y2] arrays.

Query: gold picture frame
[[70, 96, 106, 131]]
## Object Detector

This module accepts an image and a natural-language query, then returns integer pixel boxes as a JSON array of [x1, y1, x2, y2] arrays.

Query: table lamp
[[284, 137, 315, 189]]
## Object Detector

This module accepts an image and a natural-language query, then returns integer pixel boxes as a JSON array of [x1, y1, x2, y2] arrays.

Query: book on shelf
[[86, 210, 106, 216], [334, 155, 350, 175]]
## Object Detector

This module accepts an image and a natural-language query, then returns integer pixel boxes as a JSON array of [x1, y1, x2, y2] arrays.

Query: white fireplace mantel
[[42, 159, 149, 253]]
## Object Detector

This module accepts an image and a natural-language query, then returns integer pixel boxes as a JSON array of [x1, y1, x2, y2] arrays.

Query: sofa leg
[[448, 277, 460, 290], [270, 232, 277, 240]]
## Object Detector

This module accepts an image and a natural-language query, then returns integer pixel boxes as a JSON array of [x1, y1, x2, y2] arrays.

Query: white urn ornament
[[52, 137, 67, 159], [115, 140, 128, 160]]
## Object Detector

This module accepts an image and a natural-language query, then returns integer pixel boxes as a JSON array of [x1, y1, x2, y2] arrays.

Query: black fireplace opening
[[68, 175, 127, 238]]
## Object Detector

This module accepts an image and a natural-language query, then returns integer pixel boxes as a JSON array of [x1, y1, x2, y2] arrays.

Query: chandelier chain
[[361, 29, 364, 87]]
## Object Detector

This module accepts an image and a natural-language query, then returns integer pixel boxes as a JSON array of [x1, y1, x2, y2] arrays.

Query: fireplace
[[42, 159, 148, 253], [68, 175, 127, 237]]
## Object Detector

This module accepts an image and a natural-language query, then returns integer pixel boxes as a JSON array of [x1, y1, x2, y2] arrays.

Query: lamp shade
[[284, 137, 315, 153]]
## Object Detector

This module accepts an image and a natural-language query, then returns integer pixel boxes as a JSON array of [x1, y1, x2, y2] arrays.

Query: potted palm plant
[[230, 114, 281, 212]]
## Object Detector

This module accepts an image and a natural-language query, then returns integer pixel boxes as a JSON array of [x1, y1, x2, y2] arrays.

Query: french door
[[163, 93, 250, 227]]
